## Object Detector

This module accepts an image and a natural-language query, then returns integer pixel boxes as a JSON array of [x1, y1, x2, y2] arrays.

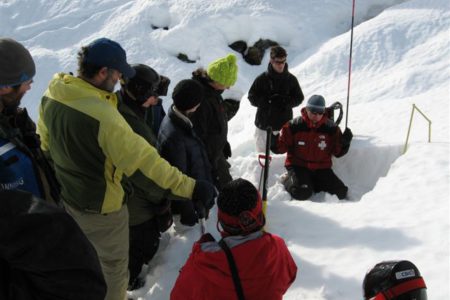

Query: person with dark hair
[[37, 38, 216, 300], [190, 54, 239, 190], [363, 260, 428, 300], [158, 79, 214, 227], [248, 45, 304, 152], [116, 63, 178, 290], [0, 38, 59, 203], [0, 190, 106, 300], [171, 178, 297, 300], [272, 95, 353, 200]]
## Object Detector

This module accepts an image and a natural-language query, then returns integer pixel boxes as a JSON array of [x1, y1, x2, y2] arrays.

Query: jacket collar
[[168, 105, 194, 131], [267, 62, 289, 79], [46, 73, 118, 108]]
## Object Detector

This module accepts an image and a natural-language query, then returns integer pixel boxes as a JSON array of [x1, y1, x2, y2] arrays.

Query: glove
[[342, 128, 353, 146], [179, 203, 198, 226], [223, 141, 232, 159], [192, 180, 217, 219], [153, 199, 173, 232], [223, 99, 240, 121]]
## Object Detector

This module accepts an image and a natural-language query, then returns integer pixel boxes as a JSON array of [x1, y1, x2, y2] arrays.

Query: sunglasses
[[309, 110, 324, 116], [272, 59, 286, 65]]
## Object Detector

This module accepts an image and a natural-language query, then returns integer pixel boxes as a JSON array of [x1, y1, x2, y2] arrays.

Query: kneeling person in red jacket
[[272, 95, 353, 200], [171, 178, 297, 300]]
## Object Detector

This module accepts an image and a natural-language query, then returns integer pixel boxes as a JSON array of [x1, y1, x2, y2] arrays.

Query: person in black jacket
[[117, 64, 175, 290], [0, 38, 59, 203], [157, 79, 214, 227], [190, 54, 238, 190], [0, 190, 106, 300], [248, 46, 304, 152]]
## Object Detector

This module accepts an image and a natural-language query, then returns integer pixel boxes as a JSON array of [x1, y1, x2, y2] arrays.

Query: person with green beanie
[[206, 54, 238, 88], [190, 54, 239, 190]]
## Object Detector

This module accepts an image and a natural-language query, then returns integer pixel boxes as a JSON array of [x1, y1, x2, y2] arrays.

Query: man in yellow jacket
[[37, 38, 215, 300]]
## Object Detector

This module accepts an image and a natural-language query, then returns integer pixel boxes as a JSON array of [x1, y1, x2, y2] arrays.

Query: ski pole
[[345, 0, 356, 129], [262, 127, 272, 217], [197, 205, 206, 237]]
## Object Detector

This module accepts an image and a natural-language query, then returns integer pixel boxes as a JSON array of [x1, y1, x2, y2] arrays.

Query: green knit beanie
[[207, 54, 238, 87]]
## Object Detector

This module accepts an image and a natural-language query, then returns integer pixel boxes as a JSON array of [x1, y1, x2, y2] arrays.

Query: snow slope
[[1, 0, 449, 299]]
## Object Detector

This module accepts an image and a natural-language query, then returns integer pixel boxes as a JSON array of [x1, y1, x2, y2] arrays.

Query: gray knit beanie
[[0, 38, 36, 87]]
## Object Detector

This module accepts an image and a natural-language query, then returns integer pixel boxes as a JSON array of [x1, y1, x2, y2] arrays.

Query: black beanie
[[217, 178, 265, 235], [172, 79, 204, 111], [0, 38, 36, 87]]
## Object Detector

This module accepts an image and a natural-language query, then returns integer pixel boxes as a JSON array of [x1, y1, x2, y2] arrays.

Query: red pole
[[345, 0, 356, 129]]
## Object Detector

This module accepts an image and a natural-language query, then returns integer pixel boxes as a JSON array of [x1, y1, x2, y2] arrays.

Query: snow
[[2, 0, 449, 299]]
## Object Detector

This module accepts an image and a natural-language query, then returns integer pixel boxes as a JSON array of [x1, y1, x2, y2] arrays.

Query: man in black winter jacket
[[0, 38, 59, 203], [0, 190, 106, 300], [158, 79, 214, 227], [248, 46, 304, 152]]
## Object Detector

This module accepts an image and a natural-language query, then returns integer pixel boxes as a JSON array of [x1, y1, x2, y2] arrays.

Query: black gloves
[[152, 198, 173, 232], [222, 99, 240, 121], [342, 128, 353, 147], [192, 180, 217, 219], [223, 141, 232, 159]]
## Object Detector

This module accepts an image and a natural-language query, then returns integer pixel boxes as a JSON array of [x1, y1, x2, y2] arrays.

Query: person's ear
[[98, 67, 109, 79]]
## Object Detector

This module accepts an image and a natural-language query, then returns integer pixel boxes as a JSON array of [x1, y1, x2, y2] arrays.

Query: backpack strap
[[326, 101, 343, 125], [218, 239, 246, 300]]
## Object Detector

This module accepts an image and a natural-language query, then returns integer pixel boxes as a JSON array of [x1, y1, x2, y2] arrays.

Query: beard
[[1, 88, 26, 113], [98, 73, 118, 93]]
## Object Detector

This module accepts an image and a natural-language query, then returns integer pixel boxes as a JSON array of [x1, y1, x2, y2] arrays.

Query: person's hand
[[223, 141, 232, 159], [342, 128, 353, 146], [192, 180, 216, 218]]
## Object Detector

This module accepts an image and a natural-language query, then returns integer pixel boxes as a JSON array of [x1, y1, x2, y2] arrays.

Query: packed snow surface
[[1, 0, 448, 299]]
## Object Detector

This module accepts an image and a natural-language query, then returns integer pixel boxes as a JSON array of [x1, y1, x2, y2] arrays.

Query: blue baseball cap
[[84, 38, 135, 78]]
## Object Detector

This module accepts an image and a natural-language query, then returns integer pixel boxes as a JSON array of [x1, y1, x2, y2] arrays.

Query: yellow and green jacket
[[37, 73, 195, 214]]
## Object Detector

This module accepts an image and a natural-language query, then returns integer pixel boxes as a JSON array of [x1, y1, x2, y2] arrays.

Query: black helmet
[[123, 64, 160, 103], [363, 260, 427, 300]]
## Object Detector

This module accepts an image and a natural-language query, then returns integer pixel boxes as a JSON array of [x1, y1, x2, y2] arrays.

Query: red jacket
[[170, 232, 297, 300], [274, 108, 347, 170]]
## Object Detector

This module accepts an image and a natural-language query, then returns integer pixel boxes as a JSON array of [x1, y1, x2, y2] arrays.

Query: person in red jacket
[[170, 178, 297, 300], [272, 95, 353, 200]]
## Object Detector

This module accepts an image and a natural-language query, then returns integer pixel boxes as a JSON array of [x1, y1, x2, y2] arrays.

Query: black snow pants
[[284, 166, 348, 200], [128, 218, 160, 285]]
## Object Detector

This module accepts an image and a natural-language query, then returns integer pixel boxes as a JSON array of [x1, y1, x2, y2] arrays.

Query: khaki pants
[[65, 203, 129, 300]]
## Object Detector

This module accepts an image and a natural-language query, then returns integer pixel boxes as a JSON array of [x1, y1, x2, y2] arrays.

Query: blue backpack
[[0, 138, 42, 198]]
